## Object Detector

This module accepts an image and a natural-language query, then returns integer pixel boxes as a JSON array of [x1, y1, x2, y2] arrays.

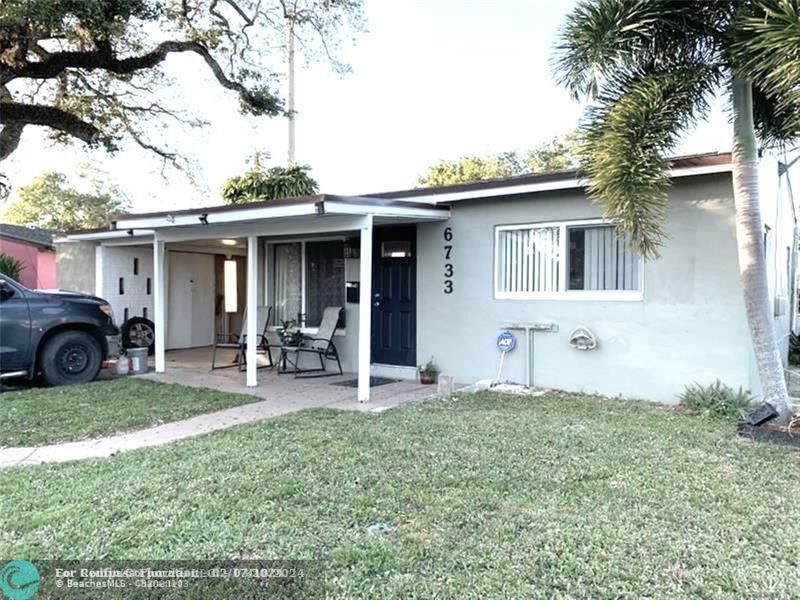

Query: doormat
[[333, 377, 400, 388]]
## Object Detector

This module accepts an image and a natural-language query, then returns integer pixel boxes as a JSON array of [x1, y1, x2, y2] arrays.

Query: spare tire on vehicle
[[121, 317, 156, 355]]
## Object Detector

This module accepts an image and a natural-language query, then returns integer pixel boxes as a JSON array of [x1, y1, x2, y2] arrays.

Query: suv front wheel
[[39, 331, 103, 386]]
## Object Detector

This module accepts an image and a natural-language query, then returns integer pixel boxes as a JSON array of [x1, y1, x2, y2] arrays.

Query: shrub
[[679, 380, 753, 419], [0, 252, 23, 281]]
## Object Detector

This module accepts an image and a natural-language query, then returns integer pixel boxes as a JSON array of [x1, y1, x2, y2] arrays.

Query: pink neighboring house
[[0, 223, 56, 289]]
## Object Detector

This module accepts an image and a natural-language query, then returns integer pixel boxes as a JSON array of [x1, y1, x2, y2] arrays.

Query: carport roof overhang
[[65, 194, 451, 243]]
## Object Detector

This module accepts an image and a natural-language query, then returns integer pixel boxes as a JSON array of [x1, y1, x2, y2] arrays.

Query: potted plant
[[418, 357, 439, 384], [277, 319, 301, 346]]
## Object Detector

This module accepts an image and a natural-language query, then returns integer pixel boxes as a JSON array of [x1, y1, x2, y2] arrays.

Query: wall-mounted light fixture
[[221, 239, 237, 246], [224, 259, 238, 313]]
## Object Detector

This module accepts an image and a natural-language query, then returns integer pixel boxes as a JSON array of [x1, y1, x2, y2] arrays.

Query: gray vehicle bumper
[[106, 334, 122, 359]]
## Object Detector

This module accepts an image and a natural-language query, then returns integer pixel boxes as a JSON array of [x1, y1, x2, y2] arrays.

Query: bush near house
[[679, 380, 753, 419], [0, 252, 24, 281]]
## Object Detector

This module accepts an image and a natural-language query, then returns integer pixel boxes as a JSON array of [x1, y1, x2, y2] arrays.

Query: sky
[[3, 0, 732, 214]]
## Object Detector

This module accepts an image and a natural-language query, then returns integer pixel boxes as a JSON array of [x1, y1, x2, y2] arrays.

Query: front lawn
[[0, 378, 261, 446], [2, 391, 800, 597]]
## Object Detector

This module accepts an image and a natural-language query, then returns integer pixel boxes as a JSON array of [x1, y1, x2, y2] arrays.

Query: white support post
[[94, 245, 105, 298], [358, 214, 373, 402], [246, 235, 258, 387], [153, 238, 166, 373]]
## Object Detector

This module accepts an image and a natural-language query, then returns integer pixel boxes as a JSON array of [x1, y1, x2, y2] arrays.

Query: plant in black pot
[[418, 357, 439, 385], [278, 319, 302, 346]]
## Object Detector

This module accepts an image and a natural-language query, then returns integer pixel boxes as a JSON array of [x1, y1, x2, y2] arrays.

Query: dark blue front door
[[371, 226, 416, 366]]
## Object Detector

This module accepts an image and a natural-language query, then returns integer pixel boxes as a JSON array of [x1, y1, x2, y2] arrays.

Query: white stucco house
[[56, 151, 798, 403]]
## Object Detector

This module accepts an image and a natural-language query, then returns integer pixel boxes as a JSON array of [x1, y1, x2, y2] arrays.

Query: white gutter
[[324, 200, 450, 220], [108, 200, 449, 233], [382, 163, 733, 205], [63, 229, 155, 241], [115, 203, 319, 230]]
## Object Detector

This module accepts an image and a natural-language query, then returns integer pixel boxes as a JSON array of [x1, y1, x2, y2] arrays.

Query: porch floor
[[141, 347, 436, 413]]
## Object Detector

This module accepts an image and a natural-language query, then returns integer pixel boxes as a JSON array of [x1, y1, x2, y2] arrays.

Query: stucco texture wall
[[747, 158, 796, 398], [416, 173, 753, 404], [56, 240, 97, 294]]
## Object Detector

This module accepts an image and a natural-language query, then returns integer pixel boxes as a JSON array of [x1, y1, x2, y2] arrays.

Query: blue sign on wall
[[496, 330, 516, 353]]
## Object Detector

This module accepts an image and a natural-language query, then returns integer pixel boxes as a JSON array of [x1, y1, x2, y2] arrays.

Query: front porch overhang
[[107, 194, 449, 234], [68, 194, 450, 403]]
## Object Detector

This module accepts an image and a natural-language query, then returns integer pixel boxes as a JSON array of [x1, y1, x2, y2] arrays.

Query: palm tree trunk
[[731, 76, 792, 423]]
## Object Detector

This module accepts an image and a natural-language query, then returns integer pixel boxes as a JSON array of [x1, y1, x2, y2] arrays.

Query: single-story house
[[56, 151, 798, 403], [0, 223, 56, 289]]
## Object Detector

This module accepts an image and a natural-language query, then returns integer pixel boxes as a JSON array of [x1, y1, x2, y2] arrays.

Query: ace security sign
[[496, 330, 516, 353]]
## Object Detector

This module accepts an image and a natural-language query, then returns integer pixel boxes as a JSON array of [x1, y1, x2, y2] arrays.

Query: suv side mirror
[[0, 280, 14, 301]]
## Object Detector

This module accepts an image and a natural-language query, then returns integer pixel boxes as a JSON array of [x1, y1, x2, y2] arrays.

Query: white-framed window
[[494, 219, 644, 300], [267, 238, 346, 330]]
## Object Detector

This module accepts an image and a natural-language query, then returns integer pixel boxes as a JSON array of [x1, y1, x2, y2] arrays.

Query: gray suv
[[0, 275, 121, 386]]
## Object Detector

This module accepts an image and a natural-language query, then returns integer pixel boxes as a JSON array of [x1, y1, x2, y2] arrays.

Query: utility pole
[[286, 13, 296, 166]]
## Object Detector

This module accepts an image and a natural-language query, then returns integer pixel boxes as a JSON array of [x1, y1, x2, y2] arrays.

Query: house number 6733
[[443, 227, 454, 294]]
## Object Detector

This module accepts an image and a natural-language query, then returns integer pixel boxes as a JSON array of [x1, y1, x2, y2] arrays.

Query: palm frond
[[578, 66, 717, 258], [732, 0, 800, 151], [733, 0, 800, 103], [552, 0, 728, 99], [753, 83, 800, 148]]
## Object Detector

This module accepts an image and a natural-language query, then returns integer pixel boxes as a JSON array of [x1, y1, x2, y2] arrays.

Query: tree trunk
[[731, 76, 792, 423]]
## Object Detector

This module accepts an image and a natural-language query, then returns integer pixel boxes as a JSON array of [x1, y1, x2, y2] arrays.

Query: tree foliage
[[279, 0, 366, 74], [0, 0, 363, 169], [553, 0, 800, 258], [2, 171, 129, 232], [418, 134, 579, 187], [221, 152, 318, 204]]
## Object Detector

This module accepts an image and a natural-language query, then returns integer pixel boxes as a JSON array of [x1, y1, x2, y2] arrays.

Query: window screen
[[304, 241, 345, 328], [568, 225, 640, 291], [496, 226, 560, 294]]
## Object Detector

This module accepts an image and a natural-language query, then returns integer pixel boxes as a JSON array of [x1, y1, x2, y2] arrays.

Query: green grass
[[2, 391, 800, 597], [0, 379, 262, 446]]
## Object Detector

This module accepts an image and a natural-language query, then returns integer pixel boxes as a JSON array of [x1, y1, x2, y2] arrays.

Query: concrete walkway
[[0, 376, 436, 469]]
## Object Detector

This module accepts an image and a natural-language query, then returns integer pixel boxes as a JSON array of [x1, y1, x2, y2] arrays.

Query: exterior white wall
[[55, 240, 97, 294], [747, 157, 797, 397], [97, 246, 155, 324], [416, 173, 755, 404]]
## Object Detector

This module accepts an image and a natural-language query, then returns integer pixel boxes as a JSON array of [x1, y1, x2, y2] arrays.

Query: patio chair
[[278, 306, 343, 378], [212, 306, 272, 370], [240, 305, 275, 370], [259, 309, 284, 368]]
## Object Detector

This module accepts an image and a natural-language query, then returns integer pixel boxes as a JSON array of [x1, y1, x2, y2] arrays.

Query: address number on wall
[[443, 227, 453, 294]]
